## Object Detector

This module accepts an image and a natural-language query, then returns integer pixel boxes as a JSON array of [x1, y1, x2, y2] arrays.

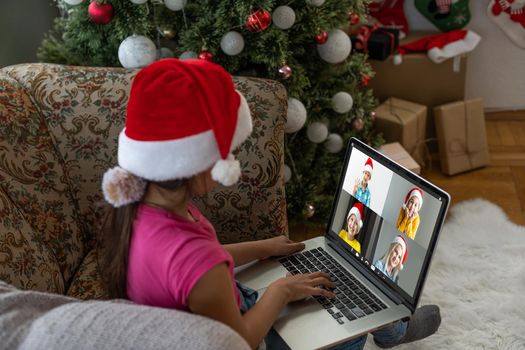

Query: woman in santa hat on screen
[[374, 235, 408, 283], [396, 187, 423, 240], [338, 202, 364, 253]]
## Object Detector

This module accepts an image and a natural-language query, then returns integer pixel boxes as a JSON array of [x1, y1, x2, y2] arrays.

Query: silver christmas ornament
[[130, 0, 148, 4], [317, 29, 352, 64], [164, 0, 186, 11], [220, 31, 245, 56], [324, 133, 344, 153], [331, 92, 354, 114], [305, 0, 325, 6], [157, 47, 174, 59], [284, 164, 292, 183], [306, 122, 329, 143], [285, 98, 307, 134], [179, 51, 197, 60], [63, 0, 83, 5], [272, 6, 296, 30], [118, 35, 157, 69]]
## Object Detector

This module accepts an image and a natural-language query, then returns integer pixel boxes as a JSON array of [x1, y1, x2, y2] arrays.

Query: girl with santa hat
[[374, 235, 408, 283], [396, 187, 423, 239], [339, 202, 364, 253]]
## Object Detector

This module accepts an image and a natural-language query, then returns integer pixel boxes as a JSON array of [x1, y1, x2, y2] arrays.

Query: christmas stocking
[[415, 0, 471, 32], [369, 0, 409, 38], [488, 0, 525, 48]]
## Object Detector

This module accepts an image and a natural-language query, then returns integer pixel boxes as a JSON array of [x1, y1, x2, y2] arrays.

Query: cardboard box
[[374, 98, 427, 166], [434, 98, 489, 175], [368, 31, 467, 153], [378, 142, 421, 174]]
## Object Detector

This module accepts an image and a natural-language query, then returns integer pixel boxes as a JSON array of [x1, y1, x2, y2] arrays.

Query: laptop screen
[[327, 138, 449, 309]]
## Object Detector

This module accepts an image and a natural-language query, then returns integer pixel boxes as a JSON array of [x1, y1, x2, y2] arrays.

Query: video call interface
[[330, 147, 443, 298]]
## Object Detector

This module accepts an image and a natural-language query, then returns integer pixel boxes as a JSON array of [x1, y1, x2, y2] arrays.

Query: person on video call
[[338, 202, 364, 253], [396, 187, 423, 240], [353, 157, 373, 207], [374, 235, 408, 283]]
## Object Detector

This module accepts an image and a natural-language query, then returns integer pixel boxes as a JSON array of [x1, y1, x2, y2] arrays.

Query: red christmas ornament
[[198, 51, 214, 62], [88, 1, 113, 25], [278, 65, 292, 80], [246, 9, 272, 32], [349, 13, 360, 25], [361, 74, 370, 87], [314, 31, 328, 44]]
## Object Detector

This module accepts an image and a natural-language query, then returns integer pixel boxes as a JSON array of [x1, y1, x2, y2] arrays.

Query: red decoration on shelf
[[361, 74, 370, 87], [88, 1, 114, 25], [349, 13, 360, 25], [246, 9, 272, 32], [198, 51, 214, 62], [314, 31, 328, 44], [278, 65, 292, 80]]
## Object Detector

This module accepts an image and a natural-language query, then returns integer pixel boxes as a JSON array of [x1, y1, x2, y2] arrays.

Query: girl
[[374, 235, 408, 283], [338, 202, 364, 253], [396, 187, 423, 239], [100, 59, 440, 350]]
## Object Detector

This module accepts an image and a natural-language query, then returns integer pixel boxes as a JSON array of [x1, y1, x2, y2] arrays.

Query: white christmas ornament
[[130, 0, 148, 4], [164, 0, 186, 11], [118, 35, 157, 69], [272, 6, 296, 30], [179, 51, 197, 60], [324, 133, 344, 153], [157, 47, 174, 59], [284, 164, 292, 183], [331, 92, 353, 114], [307, 122, 329, 143], [285, 98, 307, 134], [392, 54, 403, 65], [317, 29, 352, 64], [305, 0, 325, 6], [63, 0, 83, 5], [220, 31, 245, 56]]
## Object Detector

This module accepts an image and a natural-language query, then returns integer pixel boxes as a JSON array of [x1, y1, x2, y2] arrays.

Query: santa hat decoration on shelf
[[102, 59, 253, 207], [392, 29, 481, 65], [393, 235, 409, 269], [348, 202, 365, 230]]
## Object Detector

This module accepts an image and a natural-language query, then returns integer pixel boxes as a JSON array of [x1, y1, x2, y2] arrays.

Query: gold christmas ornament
[[303, 203, 316, 219], [161, 27, 176, 39]]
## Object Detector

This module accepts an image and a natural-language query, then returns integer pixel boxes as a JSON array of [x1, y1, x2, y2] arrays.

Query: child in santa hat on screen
[[339, 202, 364, 253], [353, 157, 373, 207], [374, 235, 408, 283], [396, 187, 423, 240]]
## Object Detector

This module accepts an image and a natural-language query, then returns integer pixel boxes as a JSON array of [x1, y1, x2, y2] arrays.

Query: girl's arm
[[224, 235, 305, 266], [188, 264, 334, 350]]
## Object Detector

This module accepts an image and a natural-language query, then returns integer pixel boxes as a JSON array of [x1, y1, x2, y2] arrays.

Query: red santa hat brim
[[427, 30, 481, 64], [118, 90, 252, 183]]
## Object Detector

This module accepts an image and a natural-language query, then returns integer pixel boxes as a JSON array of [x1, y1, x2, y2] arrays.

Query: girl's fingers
[[310, 277, 335, 289], [309, 286, 336, 299]]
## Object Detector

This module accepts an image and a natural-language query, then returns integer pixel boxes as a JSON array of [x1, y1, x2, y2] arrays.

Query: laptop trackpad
[[235, 259, 287, 292]]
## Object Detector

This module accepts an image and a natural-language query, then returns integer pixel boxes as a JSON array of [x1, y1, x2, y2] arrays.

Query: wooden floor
[[290, 118, 525, 242]]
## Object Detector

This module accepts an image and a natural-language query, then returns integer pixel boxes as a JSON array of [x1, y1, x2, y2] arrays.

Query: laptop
[[236, 137, 450, 349]]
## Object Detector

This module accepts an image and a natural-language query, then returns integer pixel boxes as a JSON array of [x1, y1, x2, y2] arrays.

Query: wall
[[0, 0, 59, 68], [405, 0, 525, 111]]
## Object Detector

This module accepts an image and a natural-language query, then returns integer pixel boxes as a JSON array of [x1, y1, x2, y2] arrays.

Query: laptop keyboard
[[278, 247, 388, 325]]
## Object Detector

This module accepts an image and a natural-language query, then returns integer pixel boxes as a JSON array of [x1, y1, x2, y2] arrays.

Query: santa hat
[[392, 29, 481, 65], [102, 58, 252, 207], [363, 157, 373, 178], [348, 202, 365, 231], [393, 235, 408, 268], [403, 187, 423, 210]]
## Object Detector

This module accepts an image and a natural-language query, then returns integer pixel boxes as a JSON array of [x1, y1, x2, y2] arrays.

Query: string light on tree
[[220, 31, 245, 56], [179, 51, 197, 60], [272, 6, 296, 30], [305, 0, 325, 6], [317, 29, 352, 64], [118, 35, 156, 69], [164, 0, 186, 11], [278, 65, 292, 80], [306, 122, 329, 143], [315, 31, 328, 44], [285, 98, 307, 133], [331, 92, 353, 114], [88, 1, 114, 25], [246, 9, 272, 32], [284, 164, 292, 183], [63, 0, 83, 5], [324, 133, 344, 153]]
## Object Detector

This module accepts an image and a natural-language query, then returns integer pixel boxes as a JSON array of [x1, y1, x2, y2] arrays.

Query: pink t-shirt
[[127, 202, 240, 310]]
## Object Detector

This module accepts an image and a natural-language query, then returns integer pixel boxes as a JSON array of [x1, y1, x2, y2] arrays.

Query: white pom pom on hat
[[102, 166, 147, 207], [102, 59, 253, 207]]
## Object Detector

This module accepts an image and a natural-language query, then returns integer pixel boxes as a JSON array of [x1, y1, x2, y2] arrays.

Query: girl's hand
[[263, 235, 305, 258], [269, 272, 336, 303]]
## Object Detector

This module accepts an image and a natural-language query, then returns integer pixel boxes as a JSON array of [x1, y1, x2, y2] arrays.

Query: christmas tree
[[39, 0, 383, 224]]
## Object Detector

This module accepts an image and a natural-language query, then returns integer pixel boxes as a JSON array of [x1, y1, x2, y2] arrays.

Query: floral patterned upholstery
[[0, 63, 288, 299]]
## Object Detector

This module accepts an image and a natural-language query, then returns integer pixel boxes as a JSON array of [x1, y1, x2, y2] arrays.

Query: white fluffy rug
[[365, 199, 525, 350]]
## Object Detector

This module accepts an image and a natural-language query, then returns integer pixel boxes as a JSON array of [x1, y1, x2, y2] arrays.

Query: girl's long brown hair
[[98, 179, 188, 299]]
